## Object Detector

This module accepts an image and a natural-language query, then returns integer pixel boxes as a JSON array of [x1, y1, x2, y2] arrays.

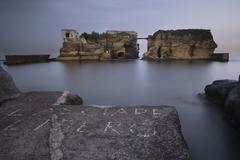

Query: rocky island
[[143, 29, 228, 61], [0, 65, 191, 160], [57, 29, 139, 61], [3, 29, 230, 65]]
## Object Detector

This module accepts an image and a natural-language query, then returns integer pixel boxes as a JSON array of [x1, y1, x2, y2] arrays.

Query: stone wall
[[4, 55, 50, 65], [57, 29, 139, 61], [143, 29, 217, 60]]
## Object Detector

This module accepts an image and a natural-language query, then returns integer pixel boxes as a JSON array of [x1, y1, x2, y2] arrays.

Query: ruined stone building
[[57, 29, 139, 61], [143, 29, 218, 60]]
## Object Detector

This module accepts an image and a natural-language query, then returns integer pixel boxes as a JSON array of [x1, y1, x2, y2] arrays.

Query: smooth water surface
[[3, 54, 240, 160]]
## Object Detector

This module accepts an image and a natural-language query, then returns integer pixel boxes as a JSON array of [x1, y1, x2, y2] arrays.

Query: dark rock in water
[[204, 80, 238, 103], [53, 91, 83, 105], [225, 85, 240, 127], [50, 105, 191, 160], [0, 66, 20, 102], [64, 93, 83, 105], [204, 77, 240, 129], [211, 53, 229, 62]]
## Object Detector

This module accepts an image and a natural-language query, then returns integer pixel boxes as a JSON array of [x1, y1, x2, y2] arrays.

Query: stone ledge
[[49, 105, 191, 160]]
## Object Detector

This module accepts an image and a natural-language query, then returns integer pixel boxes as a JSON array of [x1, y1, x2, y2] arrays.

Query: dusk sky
[[0, 0, 240, 57]]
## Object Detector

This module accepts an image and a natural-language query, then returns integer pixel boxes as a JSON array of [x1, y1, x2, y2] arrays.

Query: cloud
[[0, 0, 240, 56]]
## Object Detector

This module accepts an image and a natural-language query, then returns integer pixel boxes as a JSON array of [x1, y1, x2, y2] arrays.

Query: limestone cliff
[[143, 29, 217, 60], [57, 29, 139, 61]]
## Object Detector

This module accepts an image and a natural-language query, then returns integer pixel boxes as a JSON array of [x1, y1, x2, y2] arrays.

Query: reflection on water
[[3, 53, 240, 160]]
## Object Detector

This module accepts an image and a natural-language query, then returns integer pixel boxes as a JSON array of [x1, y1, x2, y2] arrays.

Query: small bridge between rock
[[137, 37, 148, 40]]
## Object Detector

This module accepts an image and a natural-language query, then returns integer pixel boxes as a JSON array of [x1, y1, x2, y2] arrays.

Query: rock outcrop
[[57, 29, 139, 61], [205, 76, 240, 128], [205, 80, 239, 102], [0, 66, 20, 103], [143, 29, 217, 60]]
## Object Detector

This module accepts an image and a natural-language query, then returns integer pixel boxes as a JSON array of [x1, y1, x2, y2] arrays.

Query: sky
[[0, 0, 240, 57]]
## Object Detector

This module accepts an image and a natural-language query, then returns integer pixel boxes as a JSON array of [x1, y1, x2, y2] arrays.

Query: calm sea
[[2, 53, 240, 160]]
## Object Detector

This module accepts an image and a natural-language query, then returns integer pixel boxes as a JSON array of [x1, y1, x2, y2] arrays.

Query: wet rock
[[50, 105, 191, 160], [225, 85, 240, 127], [204, 76, 240, 128], [204, 80, 238, 103], [64, 93, 83, 105], [53, 90, 83, 105], [211, 53, 229, 62], [0, 66, 20, 103]]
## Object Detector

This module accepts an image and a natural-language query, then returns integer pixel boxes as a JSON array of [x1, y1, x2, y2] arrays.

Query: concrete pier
[[211, 53, 229, 62], [4, 54, 51, 65]]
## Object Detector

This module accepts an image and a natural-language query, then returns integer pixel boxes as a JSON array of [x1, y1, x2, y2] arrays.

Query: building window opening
[[66, 33, 70, 38], [118, 52, 124, 57], [157, 47, 161, 58]]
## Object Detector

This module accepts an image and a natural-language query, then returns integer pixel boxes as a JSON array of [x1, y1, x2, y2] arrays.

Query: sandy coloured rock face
[[143, 29, 217, 60], [58, 29, 139, 61]]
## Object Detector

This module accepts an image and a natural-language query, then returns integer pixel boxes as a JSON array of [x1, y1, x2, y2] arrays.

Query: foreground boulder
[[225, 85, 240, 127], [0, 66, 20, 103], [204, 76, 240, 128], [50, 105, 191, 160], [205, 80, 239, 102]]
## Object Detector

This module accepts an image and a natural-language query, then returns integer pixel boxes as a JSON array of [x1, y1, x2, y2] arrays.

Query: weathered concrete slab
[[50, 105, 191, 160], [0, 67, 84, 160], [0, 91, 62, 160]]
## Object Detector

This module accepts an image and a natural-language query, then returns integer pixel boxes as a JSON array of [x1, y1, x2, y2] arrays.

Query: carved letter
[[153, 109, 162, 117], [111, 108, 127, 117], [76, 121, 88, 133], [104, 122, 121, 135], [103, 108, 108, 116], [129, 123, 136, 133], [8, 109, 23, 117], [135, 108, 147, 115]]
